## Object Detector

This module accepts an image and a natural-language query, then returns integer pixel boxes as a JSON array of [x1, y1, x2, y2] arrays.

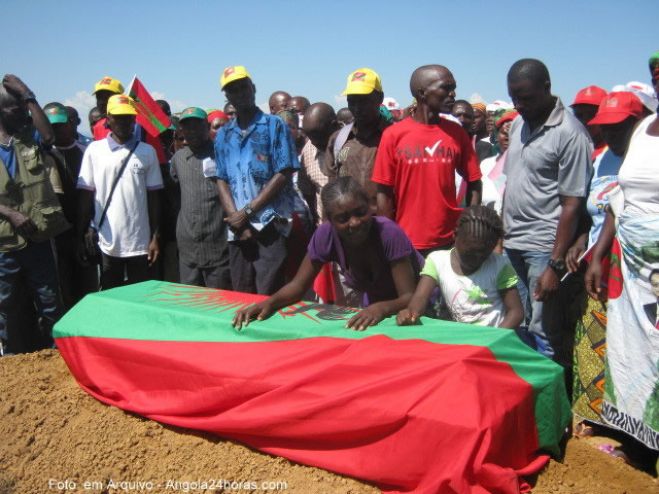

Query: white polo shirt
[[77, 135, 163, 257]]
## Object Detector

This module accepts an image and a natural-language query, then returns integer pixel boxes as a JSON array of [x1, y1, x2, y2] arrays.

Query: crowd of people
[[0, 51, 657, 471]]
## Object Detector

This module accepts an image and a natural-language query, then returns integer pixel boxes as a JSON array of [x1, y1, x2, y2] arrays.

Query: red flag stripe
[[127, 77, 171, 137], [57, 334, 545, 494]]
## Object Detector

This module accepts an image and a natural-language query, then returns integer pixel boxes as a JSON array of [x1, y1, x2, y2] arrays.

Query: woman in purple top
[[233, 177, 423, 330]]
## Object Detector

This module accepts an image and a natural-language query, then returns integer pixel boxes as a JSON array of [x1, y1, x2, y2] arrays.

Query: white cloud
[[334, 94, 347, 108], [167, 99, 188, 113], [63, 91, 97, 135], [258, 101, 269, 113], [64, 90, 96, 110], [151, 91, 188, 113], [469, 93, 485, 104]]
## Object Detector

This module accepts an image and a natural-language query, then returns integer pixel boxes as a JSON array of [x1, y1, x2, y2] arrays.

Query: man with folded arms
[[171, 107, 230, 289], [215, 66, 303, 295]]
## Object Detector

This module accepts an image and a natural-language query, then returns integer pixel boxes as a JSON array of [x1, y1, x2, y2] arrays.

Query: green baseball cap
[[45, 104, 69, 124], [179, 107, 208, 122], [650, 51, 659, 73]]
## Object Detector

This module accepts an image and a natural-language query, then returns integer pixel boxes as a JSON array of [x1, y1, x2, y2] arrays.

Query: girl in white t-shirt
[[398, 206, 524, 329]]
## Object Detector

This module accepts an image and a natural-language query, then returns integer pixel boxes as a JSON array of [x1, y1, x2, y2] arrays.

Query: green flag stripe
[[128, 96, 168, 133], [55, 282, 525, 346]]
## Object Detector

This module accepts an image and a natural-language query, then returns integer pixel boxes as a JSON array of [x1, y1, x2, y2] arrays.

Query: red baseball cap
[[496, 110, 519, 129], [207, 110, 228, 123], [588, 92, 644, 126], [571, 85, 607, 107]]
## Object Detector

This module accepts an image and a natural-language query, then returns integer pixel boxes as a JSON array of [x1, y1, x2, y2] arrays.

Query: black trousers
[[55, 233, 99, 310], [101, 253, 149, 290], [228, 225, 287, 295], [179, 261, 231, 290]]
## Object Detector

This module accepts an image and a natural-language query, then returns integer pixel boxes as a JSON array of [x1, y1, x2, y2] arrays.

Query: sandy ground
[[0, 351, 656, 494]]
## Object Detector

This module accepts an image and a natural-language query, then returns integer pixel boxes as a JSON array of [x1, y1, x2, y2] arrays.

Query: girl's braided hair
[[456, 205, 503, 246], [321, 176, 369, 217]]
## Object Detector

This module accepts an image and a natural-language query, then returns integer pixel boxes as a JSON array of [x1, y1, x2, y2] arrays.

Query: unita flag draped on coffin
[[54, 281, 570, 494]]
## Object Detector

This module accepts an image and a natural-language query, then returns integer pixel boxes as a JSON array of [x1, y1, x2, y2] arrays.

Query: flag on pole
[[127, 77, 171, 137], [55, 281, 570, 494]]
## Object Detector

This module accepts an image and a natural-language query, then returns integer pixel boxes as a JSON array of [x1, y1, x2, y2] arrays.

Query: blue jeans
[[0, 240, 61, 354], [505, 249, 562, 363]]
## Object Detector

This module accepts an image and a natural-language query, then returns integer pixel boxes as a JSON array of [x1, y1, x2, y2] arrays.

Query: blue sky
[[5, 1, 656, 133]]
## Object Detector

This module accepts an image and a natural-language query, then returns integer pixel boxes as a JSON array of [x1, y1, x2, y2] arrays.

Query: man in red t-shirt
[[372, 64, 482, 256]]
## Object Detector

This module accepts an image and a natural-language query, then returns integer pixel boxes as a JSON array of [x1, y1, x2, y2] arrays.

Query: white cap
[[440, 113, 462, 125], [485, 100, 514, 113], [382, 97, 400, 110], [624, 81, 657, 113]]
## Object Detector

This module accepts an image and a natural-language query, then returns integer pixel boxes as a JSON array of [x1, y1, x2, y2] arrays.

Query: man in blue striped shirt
[[215, 66, 304, 295]]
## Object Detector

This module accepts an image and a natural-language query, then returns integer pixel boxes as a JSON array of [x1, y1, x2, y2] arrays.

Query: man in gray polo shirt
[[170, 107, 230, 289], [503, 59, 592, 367]]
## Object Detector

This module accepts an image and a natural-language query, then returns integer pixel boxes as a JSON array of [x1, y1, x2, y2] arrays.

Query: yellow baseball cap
[[342, 68, 383, 96], [220, 65, 251, 89], [107, 95, 137, 116], [93, 76, 124, 95]]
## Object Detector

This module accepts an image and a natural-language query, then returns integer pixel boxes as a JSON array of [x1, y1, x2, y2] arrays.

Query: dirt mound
[[0, 351, 656, 494]]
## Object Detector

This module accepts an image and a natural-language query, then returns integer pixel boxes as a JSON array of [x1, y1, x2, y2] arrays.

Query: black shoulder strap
[[44, 148, 72, 187], [97, 140, 139, 230]]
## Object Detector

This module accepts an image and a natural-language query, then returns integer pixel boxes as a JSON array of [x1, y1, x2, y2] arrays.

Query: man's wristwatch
[[21, 91, 37, 104], [547, 258, 566, 275], [243, 203, 254, 218]]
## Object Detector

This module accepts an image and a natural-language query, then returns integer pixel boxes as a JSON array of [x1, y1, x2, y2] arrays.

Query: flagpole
[[560, 244, 594, 282], [127, 74, 137, 94]]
